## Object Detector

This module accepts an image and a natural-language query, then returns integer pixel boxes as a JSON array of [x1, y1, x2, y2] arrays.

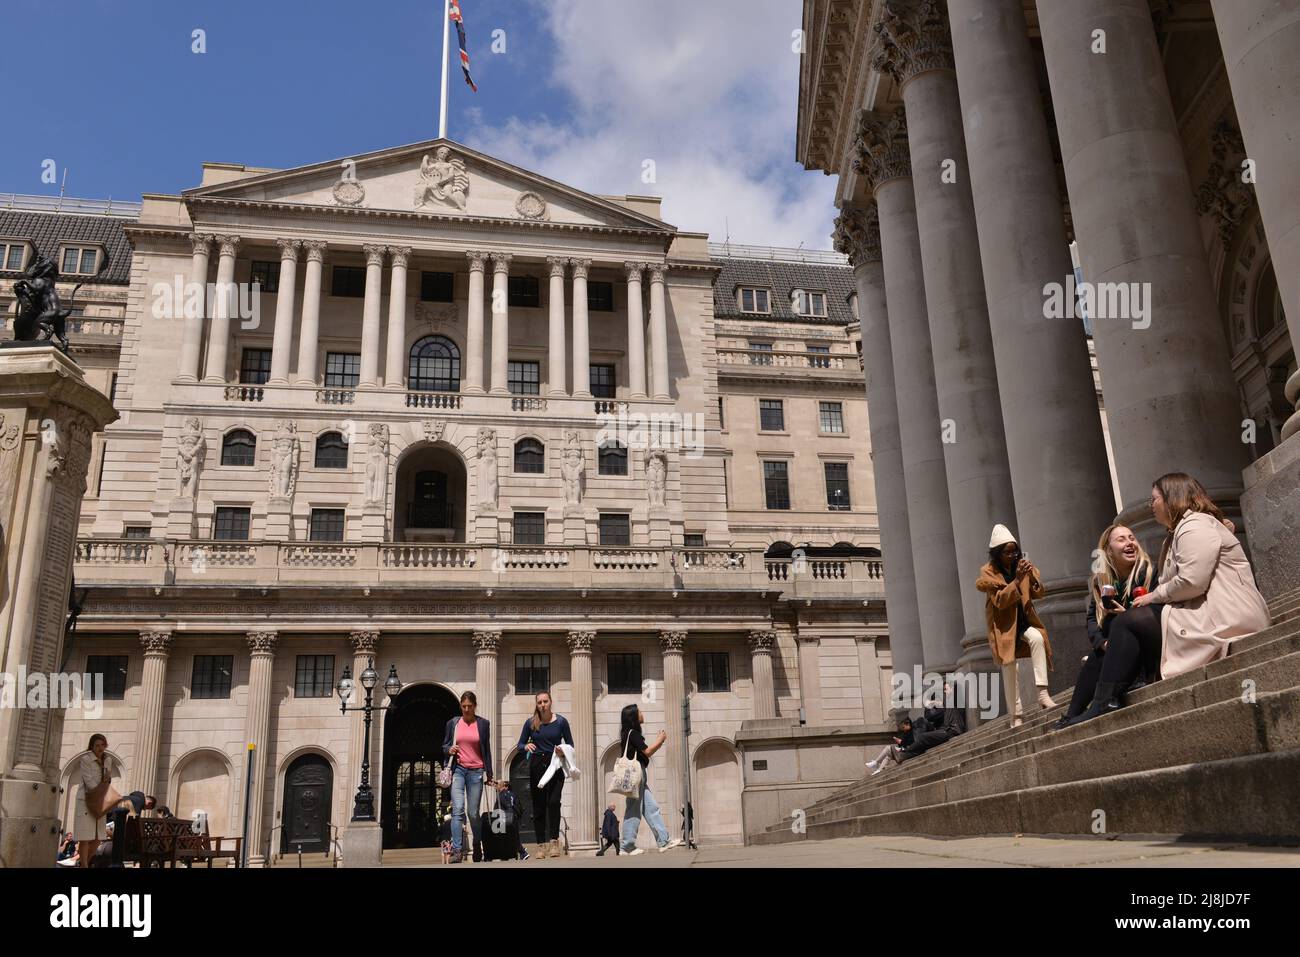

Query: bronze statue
[[7, 253, 98, 352]]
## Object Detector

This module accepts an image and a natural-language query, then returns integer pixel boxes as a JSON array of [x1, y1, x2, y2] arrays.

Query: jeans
[[450, 765, 485, 854], [621, 777, 669, 851]]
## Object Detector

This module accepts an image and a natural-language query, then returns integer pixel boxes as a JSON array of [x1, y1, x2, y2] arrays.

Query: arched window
[[598, 441, 627, 476], [765, 541, 794, 559], [314, 432, 349, 469], [408, 336, 461, 392], [221, 429, 256, 467], [514, 438, 545, 474]]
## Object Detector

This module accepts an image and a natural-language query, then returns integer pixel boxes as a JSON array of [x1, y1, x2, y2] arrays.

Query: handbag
[[437, 756, 455, 790], [608, 731, 643, 797], [85, 759, 121, 819]]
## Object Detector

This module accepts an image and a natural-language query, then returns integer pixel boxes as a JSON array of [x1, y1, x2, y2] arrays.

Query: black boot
[[1058, 681, 1124, 728]]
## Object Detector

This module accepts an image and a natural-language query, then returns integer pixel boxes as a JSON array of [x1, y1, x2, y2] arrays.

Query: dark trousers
[[528, 753, 565, 843], [899, 728, 952, 761], [596, 836, 620, 856], [1064, 649, 1106, 719], [1098, 605, 1164, 688]]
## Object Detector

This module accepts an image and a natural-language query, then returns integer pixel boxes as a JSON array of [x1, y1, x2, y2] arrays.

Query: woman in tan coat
[[976, 524, 1054, 727]]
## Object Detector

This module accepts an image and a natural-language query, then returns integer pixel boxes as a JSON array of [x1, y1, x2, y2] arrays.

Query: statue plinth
[[0, 346, 116, 868], [360, 502, 386, 542], [563, 510, 587, 546], [165, 496, 197, 539], [266, 496, 293, 540]]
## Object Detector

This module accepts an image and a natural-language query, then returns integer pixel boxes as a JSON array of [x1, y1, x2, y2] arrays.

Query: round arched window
[[408, 336, 461, 392]]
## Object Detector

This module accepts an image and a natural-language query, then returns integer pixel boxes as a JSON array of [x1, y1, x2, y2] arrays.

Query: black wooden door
[[282, 754, 332, 855]]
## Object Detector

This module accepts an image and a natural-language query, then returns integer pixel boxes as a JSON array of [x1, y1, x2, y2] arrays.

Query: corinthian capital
[[870, 0, 954, 86], [747, 630, 776, 654], [246, 630, 279, 656], [853, 107, 912, 192], [139, 630, 174, 657], [472, 630, 502, 654], [363, 244, 387, 266], [276, 238, 302, 260], [190, 233, 214, 255], [568, 258, 591, 280], [349, 630, 380, 655], [566, 630, 596, 654], [303, 240, 328, 262], [388, 246, 412, 268], [466, 250, 490, 271], [215, 235, 241, 258], [546, 256, 568, 278], [833, 203, 882, 267], [624, 261, 646, 282], [659, 630, 688, 654]]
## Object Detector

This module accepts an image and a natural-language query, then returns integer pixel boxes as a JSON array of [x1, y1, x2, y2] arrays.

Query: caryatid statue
[[268, 420, 299, 500], [175, 417, 206, 498], [645, 449, 668, 508], [477, 427, 498, 510], [365, 423, 389, 506], [561, 431, 584, 507]]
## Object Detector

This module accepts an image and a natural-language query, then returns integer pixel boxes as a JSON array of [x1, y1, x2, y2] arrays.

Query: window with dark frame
[[420, 271, 454, 302], [759, 399, 785, 432], [819, 401, 845, 433], [807, 344, 831, 368], [696, 652, 730, 693], [408, 336, 461, 392], [324, 352, 361, 388], [590, 364, 616, 398], [599, 513, 631, 546], [514, 438, 545, 474], [598, 441, 628, 476], [607, 653, 642, 694], [763, 461, 791, 510], [331, 265, 367, 297], [749, 340, 774, 365], [739, 287, 771, 314], [212, 506, 251, 541], [86, 655, 128, 700], [513, 511, 546, 545], [239, 349, 272, 385], [294, 655, 336, 698], [250, 260, 281, 293], [507, 275, 540, 308], [824, 462, 851, 510], [309, 508, 346, 542], [314, 432, 349, 469], [122, 526, 151, 539], [191, 655, 234, 699], [109, 373, 118, 404], [220, 430, 256, 467], [508, 360, 540, 395], [587, 281, 614, 312], [684, 533, 705, 547], [515, 654, 551, 695]]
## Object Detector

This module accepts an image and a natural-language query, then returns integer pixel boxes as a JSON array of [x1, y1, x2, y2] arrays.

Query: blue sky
[[0, 0, 837, 249]]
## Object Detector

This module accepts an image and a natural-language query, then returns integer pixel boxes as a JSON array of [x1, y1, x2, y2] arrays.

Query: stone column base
[[165, 498, 197, 539], [339, 820, 384, 868], [266, 497, 293, 540], [474, 509, 499, 544], [361, 504, 386, 542], [563, 512, 587, 545], [0, 770, 60, 868], [647, 518, 671, 548], [1241, 434, 1300, 604]]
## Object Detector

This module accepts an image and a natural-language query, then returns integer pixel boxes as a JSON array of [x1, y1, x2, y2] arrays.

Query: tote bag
[[608, 731, 643, 797], [85, 759, 121, 819]]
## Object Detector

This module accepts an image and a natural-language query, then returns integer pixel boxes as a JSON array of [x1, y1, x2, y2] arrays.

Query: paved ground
[[382, 835, 1300, 868]]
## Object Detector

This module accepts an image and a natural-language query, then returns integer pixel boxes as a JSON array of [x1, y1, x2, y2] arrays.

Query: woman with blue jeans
[[617, 704, 683, 855], [442, 691, 493, 864]]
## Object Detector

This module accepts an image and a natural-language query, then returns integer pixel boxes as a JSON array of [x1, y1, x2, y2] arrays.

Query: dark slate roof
[[0, 210, 134, 285], [711, 254, 855, 325]]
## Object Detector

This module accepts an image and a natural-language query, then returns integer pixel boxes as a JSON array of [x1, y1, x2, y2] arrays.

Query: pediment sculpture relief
[[414, 146, 470, 211]]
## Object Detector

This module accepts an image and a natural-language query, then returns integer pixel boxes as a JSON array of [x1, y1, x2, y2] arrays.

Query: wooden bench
[[171, 823, 242, 868], [119, 817, 242, 868]]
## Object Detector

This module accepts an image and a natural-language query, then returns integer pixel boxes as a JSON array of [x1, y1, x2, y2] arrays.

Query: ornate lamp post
[[337, 659, 402, 821]]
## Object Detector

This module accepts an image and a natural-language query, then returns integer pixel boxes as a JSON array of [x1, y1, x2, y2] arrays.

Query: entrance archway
[[693, 739, 743, 846], [394, 443, 467, 542], [281, 753, 332, 855], [381, 684, 458, 849]]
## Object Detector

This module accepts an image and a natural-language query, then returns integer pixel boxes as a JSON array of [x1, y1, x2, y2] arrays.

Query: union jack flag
[[449, 0, 477, 92]]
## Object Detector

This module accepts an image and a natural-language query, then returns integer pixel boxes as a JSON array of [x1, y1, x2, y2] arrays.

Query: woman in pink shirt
[[442, 691, 494, 863]]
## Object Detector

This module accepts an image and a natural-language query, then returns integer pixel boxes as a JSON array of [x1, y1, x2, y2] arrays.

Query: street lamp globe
[[385, 664, 402, 699]]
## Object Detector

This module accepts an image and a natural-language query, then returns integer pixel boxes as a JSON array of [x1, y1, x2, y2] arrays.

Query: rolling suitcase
[[479, 792, 519, 861]]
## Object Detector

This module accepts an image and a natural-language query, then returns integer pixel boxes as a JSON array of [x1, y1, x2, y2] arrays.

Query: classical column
[[565, 630, 599, 851], [346, 630, 379, 827], [201, 235, 239, 382], [648, 265, 670, 399], [383, 246, 411, 390], [660, 630, 688, 842], [243, 630, 278, 866], [267, 239, 300, 385], [472, 630, 501, 794], [295, 241, 326, 385], [871, 1, 1016, 674], [1213, 0, 1300, 440], [948, 0, 1119, 684], [131, 630, 173, 795], [747, 630, 777, 719], [624, 263, 648, 399], [546, 257, 568, 396], [833, 204, 925, 686], [856, 107, 967, 674], [464, 251, 488, 394], [571, 258, 592, 398], [177, 234, 212, 381], [359, 245, 387, 387], [489, 253, 512, 394], [1036, 0, 1248, 539]]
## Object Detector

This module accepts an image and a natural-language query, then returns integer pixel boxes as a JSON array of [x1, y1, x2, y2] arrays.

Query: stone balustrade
[[716, 348, 852, 371]]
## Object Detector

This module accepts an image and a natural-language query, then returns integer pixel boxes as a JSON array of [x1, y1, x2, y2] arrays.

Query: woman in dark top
[[617, 703, 683, 855], [516, 690, 573, 859]]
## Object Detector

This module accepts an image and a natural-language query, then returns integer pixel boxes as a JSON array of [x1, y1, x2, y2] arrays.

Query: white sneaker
[[865, 759, 878, 772], [870, 763, 887, 776], [627, 848, 645, 856], [659, 839, 684, 852]]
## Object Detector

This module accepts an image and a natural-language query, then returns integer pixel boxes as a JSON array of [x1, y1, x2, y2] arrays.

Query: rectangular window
[[250, 260, 281, 293], [763, 461, 791, 510], [696, 652, 730, 693], [3, 243, 26, 271], [607, 653, 642, 694], [515, 654, 551, 695], [759, 399, 785, 432], [599, 513, 631, 546], [109, 373, 118, 404], [122, 525, 151, 539], [324, 352, 361, 388], [420, 271, 454, 302], [590, 364, 616, 398], [330, 265, 367, 297], [513, 511, 546, 545], [718, 396, 725, 430], [212, 507, 251, 541], [191, 655, 234, 699], [807, 344, 831, 368], [508, 360, 540, 395], [309, 508, 346, 542], [61, 247, 97, 275], [81, 248, 98, 274], [749, 341, 774, 365], [739, 287, 771, 314], [507, 276, 540, 308], [683, 533, 705, 547], [85, 655, 128, 700], [819, 401, 845, 433], [294, 655, 335, 698], [239, 348, 272, 385], [825, 462, 851, 510], [587, 280, 614, 312], [794, 290, 827, 317]]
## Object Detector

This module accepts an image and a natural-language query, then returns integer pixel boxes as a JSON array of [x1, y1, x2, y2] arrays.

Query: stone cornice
[[853, 107, 911, 191], [832, 203, 882, 267], [870, 0, 954, 87]]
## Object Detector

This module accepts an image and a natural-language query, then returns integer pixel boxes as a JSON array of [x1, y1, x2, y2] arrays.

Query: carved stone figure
[[175, 417, 206, 498], [423, 419, 447, 444], [268, 420, 299, 500], [0, 411, 22, 525], [365, 423, 389, 506], [645, 449, 667, 508], [561, 431, 584, 507], [414, 146, 470, 211], [477, 427, 498, 509]]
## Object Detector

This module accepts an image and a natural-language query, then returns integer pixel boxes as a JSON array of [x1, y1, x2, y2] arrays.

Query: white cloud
[[462, 0, 838, 250]]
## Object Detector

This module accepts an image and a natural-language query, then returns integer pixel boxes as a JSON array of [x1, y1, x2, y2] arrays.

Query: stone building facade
[[51, 142, 890, 859]]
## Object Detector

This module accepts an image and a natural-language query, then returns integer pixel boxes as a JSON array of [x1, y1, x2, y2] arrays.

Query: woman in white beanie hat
[[976, 524, 1054, 726]]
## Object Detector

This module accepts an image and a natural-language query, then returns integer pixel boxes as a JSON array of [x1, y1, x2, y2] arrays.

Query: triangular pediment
[[184, 138, 672, 233]]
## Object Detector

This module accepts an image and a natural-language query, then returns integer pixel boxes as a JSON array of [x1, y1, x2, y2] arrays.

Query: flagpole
[[438, 0, 450, 138]]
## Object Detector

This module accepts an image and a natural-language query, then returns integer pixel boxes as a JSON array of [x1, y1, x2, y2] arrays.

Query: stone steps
[[756, 613, 1300, 844]]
